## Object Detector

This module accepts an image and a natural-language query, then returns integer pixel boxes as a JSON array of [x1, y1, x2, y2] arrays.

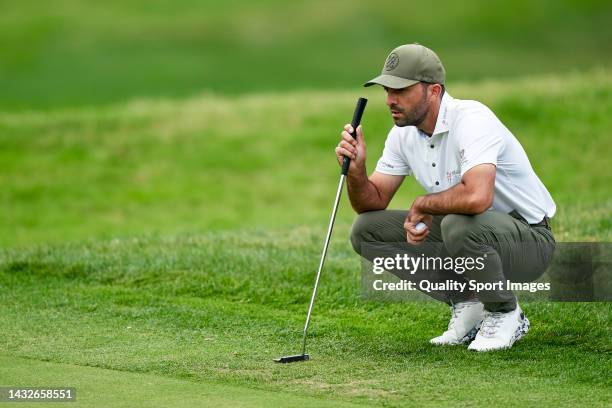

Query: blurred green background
[[1, 0, 610, 247], [1, 0, 611, 110]]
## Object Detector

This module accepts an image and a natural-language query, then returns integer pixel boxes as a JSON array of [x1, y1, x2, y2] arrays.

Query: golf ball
[[415, 222, 427, 231]]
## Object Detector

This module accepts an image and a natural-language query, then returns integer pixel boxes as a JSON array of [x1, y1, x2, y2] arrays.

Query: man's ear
[[431, 84, 442, 99]]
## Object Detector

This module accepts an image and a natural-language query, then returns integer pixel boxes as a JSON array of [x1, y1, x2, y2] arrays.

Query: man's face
[[385, 83, 430, 127]]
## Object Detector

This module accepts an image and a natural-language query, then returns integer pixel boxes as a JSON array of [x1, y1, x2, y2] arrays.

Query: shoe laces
[[479, 311, 506, 338]]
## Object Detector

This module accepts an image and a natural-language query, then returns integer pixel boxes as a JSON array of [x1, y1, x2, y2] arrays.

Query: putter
[[274, 97, 367, 363]]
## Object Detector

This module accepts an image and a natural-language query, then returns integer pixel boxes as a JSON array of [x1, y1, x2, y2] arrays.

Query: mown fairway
[[1, 0, 611, 406]]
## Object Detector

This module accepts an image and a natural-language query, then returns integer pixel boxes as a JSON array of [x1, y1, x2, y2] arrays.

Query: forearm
[[345, 167, 387, 213], [414, 181, 492, 215]]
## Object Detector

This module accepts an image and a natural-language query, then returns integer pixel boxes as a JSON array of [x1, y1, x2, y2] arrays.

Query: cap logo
[[384, 52, 399, 71]]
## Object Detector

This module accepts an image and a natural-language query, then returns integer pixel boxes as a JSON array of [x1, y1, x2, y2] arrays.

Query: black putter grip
[[341, 97, 368, 175]]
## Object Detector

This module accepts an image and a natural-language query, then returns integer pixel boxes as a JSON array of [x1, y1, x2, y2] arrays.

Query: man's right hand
[[404, 214, 433, 245], [335, 124, 366, 174]]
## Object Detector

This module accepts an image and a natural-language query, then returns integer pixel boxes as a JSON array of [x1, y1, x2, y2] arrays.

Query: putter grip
[[341, 97, 368, 175]]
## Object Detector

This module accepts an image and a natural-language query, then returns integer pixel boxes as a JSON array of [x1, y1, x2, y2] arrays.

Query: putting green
[[0, 355, 365, 408]]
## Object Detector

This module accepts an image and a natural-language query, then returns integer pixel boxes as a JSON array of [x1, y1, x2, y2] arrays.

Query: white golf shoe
[[468, 305, 530, 352], [430, 300, 484, 345]]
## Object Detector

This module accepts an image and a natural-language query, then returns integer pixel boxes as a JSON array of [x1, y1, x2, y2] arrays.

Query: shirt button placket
[[429, 139, 438, 189]]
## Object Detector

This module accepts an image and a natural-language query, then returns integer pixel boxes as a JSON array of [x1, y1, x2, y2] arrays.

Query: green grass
[[1, 356, 365, 407], [1, 232, 610, 407], [1, 0, 611, 109], [1, 70, 611, 406]]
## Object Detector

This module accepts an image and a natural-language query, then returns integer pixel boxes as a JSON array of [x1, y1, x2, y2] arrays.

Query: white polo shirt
[[375, 93, 556, 224]]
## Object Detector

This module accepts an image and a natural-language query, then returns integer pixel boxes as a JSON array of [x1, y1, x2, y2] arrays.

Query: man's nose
[[386, 92, 396, 107]]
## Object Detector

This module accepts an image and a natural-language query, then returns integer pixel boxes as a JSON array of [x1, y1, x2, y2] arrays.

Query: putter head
[[273, 354, 310, 363]]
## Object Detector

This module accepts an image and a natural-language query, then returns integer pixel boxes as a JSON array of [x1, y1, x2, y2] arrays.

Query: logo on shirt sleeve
[[459, 149, 468, 165], [379, 161, 395, 169]]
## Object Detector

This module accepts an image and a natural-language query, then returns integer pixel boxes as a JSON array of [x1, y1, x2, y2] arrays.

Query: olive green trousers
[[350, 210, 555, 312]]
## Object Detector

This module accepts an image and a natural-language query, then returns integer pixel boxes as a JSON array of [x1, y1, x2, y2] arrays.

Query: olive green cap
[[364, 43, 445, 89]]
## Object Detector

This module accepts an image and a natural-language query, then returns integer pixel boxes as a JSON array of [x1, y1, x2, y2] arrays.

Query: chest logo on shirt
[[446, 169, 461, 183]]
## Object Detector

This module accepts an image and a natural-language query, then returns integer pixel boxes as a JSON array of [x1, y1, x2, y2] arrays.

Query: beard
[[390, 90, 429, 127]]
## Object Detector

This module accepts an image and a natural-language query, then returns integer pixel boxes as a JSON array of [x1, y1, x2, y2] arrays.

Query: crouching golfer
[[337, 44, 556, 351]]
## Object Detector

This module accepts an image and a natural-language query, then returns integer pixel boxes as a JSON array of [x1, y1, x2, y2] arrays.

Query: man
[[336, 44, 556, 351]]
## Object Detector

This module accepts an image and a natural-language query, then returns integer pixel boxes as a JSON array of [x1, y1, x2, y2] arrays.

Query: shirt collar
[[431, 92, 453, 136]]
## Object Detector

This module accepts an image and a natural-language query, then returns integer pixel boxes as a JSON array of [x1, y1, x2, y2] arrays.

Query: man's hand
[[334, 123, 404, 214], [335, 124, 366, 174], [404, 196, 433, 245]]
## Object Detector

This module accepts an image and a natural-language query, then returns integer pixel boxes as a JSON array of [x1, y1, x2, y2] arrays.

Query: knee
[[441, 214, 471, 242], [350, 212, 377, 255], [441, 214, 485, 252]]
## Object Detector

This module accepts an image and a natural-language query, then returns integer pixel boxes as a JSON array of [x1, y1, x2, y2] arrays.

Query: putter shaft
[[275, 97, 366, 364], [300, 173, 346, 355]]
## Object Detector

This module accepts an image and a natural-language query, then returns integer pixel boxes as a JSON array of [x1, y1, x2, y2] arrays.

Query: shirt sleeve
[[375, 128, 412, 176], [456, 111, 505, 176]]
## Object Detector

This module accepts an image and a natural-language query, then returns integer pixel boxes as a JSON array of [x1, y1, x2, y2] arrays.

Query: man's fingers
[[341, 130, 358, 145], [356, 125, 365, 144], [335, 146, 356, 160], [339, 140, 356, 154], [406, 234, 426, 245], [337, 124, 364, 167], [407, 229, 428, 239], [404, 220, 429, 246], [404, 221, 428, 235], [406, 229, 429, 245]]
